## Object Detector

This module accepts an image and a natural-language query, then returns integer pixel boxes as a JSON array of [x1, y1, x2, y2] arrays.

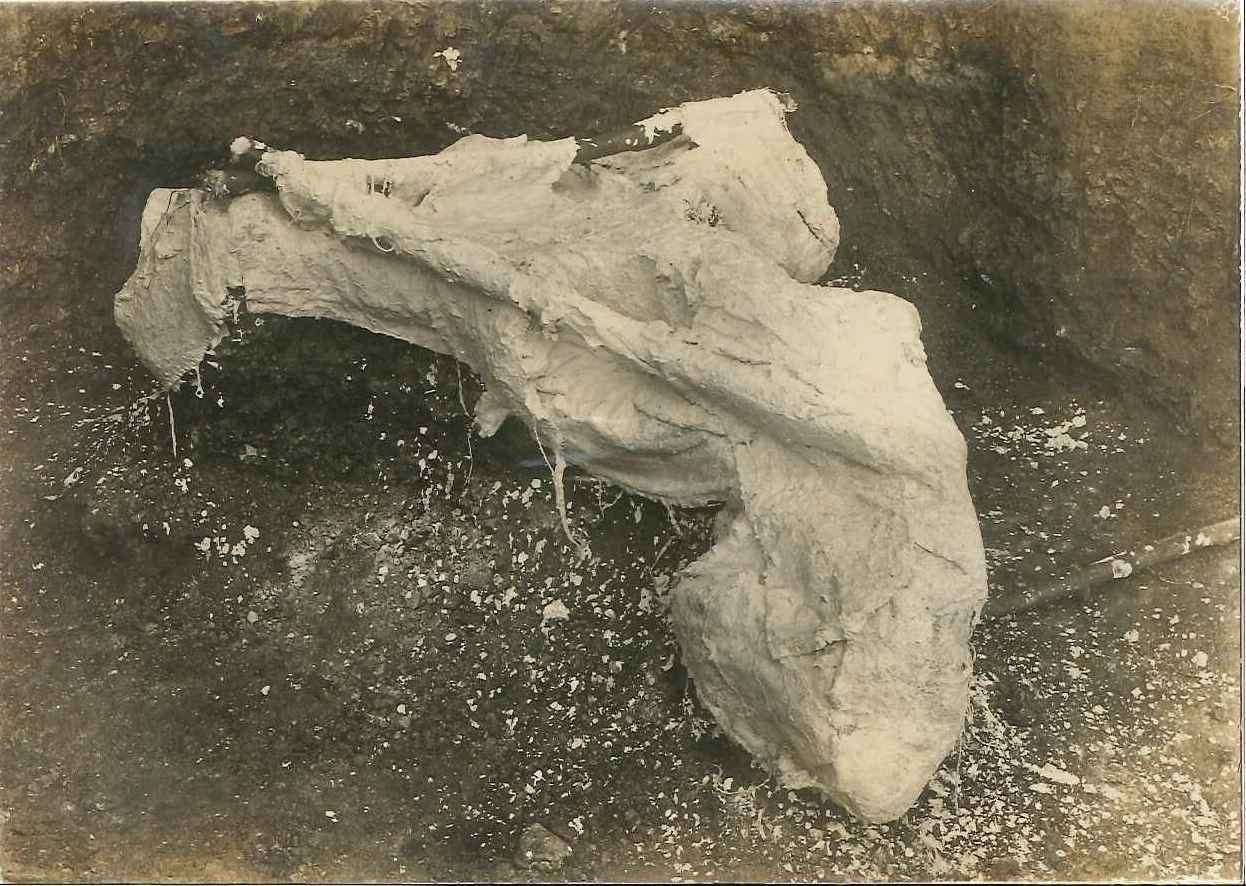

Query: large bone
[[114, 89, 987, 822]]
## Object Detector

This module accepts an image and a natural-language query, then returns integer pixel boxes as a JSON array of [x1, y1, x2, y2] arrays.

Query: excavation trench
[[2, 3, 1238, 879]]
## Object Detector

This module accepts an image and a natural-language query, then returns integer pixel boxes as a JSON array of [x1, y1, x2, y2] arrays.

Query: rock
[[112, 89, 986, 822], [514, 823, 572, 871]]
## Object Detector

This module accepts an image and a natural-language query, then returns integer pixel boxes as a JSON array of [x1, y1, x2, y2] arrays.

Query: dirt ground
[[0, 231, 1239, 881]]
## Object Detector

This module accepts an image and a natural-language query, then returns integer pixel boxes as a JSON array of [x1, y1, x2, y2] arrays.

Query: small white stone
[[542, 599, 571, 625]]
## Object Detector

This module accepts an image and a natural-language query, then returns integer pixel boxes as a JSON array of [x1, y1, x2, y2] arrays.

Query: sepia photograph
[[0, 0, 1240, 881]]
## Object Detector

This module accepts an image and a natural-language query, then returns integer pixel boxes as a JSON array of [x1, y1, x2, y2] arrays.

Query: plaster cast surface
[[114, 89, 987, 822]]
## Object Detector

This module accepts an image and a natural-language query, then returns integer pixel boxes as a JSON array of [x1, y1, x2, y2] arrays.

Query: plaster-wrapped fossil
[[114, 89, 988, 822]]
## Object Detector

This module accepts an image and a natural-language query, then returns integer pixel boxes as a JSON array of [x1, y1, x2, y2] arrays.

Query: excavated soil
[[0, 1, 1240, 882]]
